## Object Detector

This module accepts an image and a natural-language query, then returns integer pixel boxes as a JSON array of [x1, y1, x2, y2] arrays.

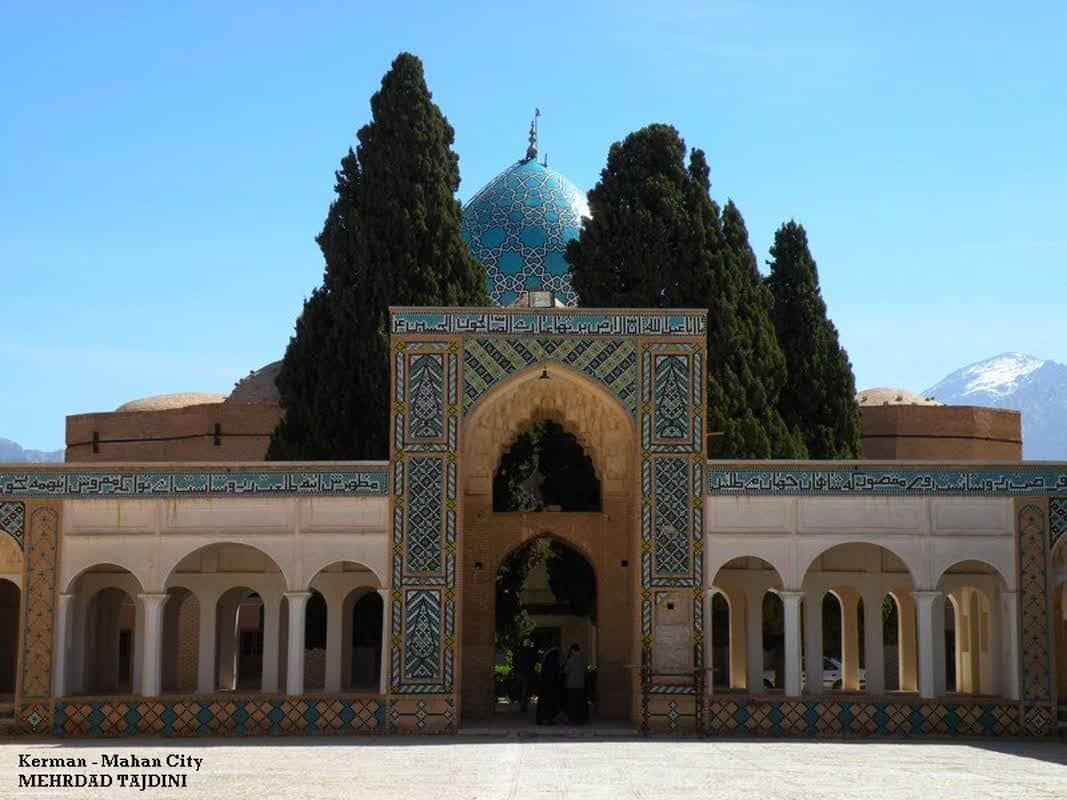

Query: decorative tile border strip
[[52, 697, 387, 736], [705, 699, 1022, 737], [1050, 497, 1067, 548], [0, 468, 389, 499], [0, 500, 24, 549], [708, 465, 1067, 496], [391, 308, 706, 337]]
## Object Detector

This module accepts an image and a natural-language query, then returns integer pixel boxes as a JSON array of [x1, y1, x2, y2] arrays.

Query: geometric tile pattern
[[0, 469, 389, 499], [703, 699, 1022, 738], [407, 354, 445, 440], [392, 309, 707, 337], [0, 500, 23, 549], [17, 506, 59, 734], [391, 340, 459, 696], [653, 355, 690, 440], [1016, 504, 1053, 726], [405, 458, 444, 575], [463, 337, 637, 417], [389, 695, 456, 733], [653, 458, 691, 576], [403, 590, 442, 682], [461, 157, 586, 306], [639, 342, 706, 692], [709, 466, 1067, 496], [1050, 497, 1067, 548], [50, 697, 387, 736]]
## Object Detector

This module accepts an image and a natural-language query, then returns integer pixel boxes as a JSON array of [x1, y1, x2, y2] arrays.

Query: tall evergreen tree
[[567, 124, 802, 457], [269, 53, 488, 460], [766, 221, 861, 459]]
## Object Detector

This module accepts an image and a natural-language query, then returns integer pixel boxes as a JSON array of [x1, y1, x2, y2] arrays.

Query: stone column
[[896, 592, 918, 692], [138, 593, 168, 698], [132, 598, 145, 694], [863, 591, 885, 695], [780, 591, 804, 697], [324, 590, 344, 693], [285, 591, 311, 696], [839, 589, 861, 692], [746, 590, 765, 692], [727, 589, 746, 689], [378, 588, 391, 695], [803, 591, 823, 694], [914, 591, 945, 699], [52, 593, 74, 698], [261, 595, 281, 693], [1000, 591, 1020, 700], [196, 592, 218, 694]]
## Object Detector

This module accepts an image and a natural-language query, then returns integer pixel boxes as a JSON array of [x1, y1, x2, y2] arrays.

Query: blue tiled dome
[[462, 158, 588, 306]]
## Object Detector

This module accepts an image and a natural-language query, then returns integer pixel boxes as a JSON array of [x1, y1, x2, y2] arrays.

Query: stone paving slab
[[3, 737, 1066, 800]]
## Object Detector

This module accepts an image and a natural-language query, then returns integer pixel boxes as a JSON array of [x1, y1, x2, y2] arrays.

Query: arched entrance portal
[[496, 537, 597, 722], [461, 365, 637, 721]]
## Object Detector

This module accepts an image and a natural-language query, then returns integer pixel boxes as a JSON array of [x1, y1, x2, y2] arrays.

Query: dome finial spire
[[525, 108, 540, 161]]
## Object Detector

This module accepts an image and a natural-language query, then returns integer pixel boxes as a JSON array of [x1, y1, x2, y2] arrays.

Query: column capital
[[778, 590, 805, 602], [377, 587, 391, 596], [57, 592, 75, 602], [911, 590, 943, 603], [283, 590, 313, 600], [138, 592, 169, 604]]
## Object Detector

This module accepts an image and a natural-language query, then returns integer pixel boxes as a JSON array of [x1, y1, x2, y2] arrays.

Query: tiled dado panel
[[640, 342, 705, 690], [17, 504, 60, 735], [50, 696, 454, 736], [1016, 501, 1055, 736], [704, 699, 1022, 737], [52, 698, 388, 736], [391, 340, 458, 697]]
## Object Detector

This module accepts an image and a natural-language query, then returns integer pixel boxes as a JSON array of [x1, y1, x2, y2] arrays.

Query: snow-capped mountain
[[0, 438, 63, 463], [923, 353, 1067, 459]]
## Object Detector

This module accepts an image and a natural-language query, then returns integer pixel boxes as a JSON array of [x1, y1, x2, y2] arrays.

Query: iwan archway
[[460, 364, 637, 719], [388, 308, 707, 727]]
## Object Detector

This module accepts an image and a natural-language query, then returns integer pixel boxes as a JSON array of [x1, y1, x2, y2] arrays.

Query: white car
[[820, 656, 866, 690], [761, 657, 866, 690]]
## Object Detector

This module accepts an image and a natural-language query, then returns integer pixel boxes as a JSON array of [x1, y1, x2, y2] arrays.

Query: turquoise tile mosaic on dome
[[462, 158, 587, 306], [0, 469, 389, 498], [707, 465, 1067, 496]]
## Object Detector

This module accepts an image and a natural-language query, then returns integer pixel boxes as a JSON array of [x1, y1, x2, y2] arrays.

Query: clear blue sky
[[2, 1, 1065, 451]]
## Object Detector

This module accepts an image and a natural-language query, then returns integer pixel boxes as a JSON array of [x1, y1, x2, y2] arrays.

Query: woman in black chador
[[535, 645, 562, 724]]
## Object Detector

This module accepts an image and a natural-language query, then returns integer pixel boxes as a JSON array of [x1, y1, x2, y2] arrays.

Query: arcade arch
[[937, 559, 1009, 696], [1054, 540, 1067, 701], [709, 556, 783, 692], [65, 564, 144, 695], [802, 543, 917, 695], [0, 536, 22, 696]]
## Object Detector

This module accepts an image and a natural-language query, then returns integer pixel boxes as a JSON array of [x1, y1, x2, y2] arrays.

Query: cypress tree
[[719, 201, 807, 458], [567, 124, 802, 458], [766, 221, 861, 459], [269, 52, 488, 460]]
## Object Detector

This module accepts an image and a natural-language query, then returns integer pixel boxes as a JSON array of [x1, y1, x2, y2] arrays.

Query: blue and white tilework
[[0, 470, 389, 499], [0, 501, 24, 549], [462, 158, 588, 306], [391, 309, 706, 337], [708, 466, 1067, 496], [391, 340, 458, 694]]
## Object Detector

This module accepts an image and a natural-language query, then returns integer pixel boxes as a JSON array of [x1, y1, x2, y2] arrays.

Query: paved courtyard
[[4, 736, 1066, 799]]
